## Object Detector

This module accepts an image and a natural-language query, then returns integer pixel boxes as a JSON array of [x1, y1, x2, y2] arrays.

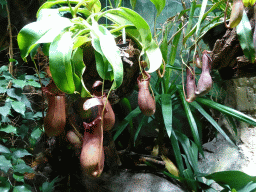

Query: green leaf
[[104, 8, 162, 73], [13, 184, 32, 192], [49, 31, 75, 93], [6, 88, 23, 101], [12, 80, 27, 89], [150, 0, 165, 17], [243, 0, 256, 7], [195, 0, 208, 37], [13, 149, 32, 158], [27, 81, 41, 88], [71, 47, 91, 95], [0, 124, 17, 135], [176, 132, 200, 173], [134, 115, 148, 145], [178, 88, 203, 154], [190, 101, 236, 146], [13, 173, 24, 183], [91, 22, 123, 89], [161, 94, 172, 138], [11, 101, 26, 116], [41, 176, 61, 192], [31, 128, 43, 140], [0, 155, 12, 173], [205, 171, 256, 190], [196, 98, 256, 126], [113, 107, 141, 141], [17, 11, 72, 60], [130, 0, 137, 9], [0, 144, 10, 154], [13, 163, 34, 174], [237, 10, 255, 63], [0, 177, 11, 192], [0, 102, 11, 117], [170, 130, 185, 177]]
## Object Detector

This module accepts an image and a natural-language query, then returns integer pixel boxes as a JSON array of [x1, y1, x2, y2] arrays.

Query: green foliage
[[236, 10, 255, 63], [0, 59, 47, 190], [17, 0, 163, 95]]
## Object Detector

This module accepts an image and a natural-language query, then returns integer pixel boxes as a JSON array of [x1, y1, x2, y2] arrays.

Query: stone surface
[[198, 76, 256, 190], [104, 172, 186, 192]]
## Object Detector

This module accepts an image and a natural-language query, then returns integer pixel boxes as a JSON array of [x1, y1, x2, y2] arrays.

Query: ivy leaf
[[26, 81, 41, 88], [0, 155, 12, 173], [237, 10, 255, 63], [13, 173, 24, 183], [0, 102, 11, 117], [12, 80, 27, 89], [0, 144, 11, 154], [11, 101, 26, 116], [13, 149, 32, 159], [0, 124, 17, 135], [6, 88, 23, 101], [0, 177, 11, 192], [13, 184, 32, 192], [13, 163, 34, 174]]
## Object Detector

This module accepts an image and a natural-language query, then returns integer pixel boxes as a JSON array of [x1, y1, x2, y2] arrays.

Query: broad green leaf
[[0, 155, 12, 173], [178, 88, 203, 154], [27, 81, 41, 88], [0, 144, 10, 154], [17, 11, 72, 60], [190, 101, 236, 146], [18, 124, 29, 139], [0, 124, 17, 135], [0, 177, 11, 192], [205, 171, 256, 190], [13, 184, 32, 192], [71, 47, 88, 94], [237, 10, 255, 63], [239, 181, 256, 192], [91, 22, 123, 89], [113, 107, 141, 141], [49, 31, 75, 93], [7, 88, 23, 101], [13, 163, 34, 174], [196, 98, 256, 126], [149, 0, 165, 17], [104, 8, 162, 73], [161, 94, 172, 138], [13, 149, 32, 158], [0, 102, 11, 117], [145, 41, 163, 73], [12, 80, 26, 89], [11, 101, 26, 116], [31, 127, 43, 140]]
